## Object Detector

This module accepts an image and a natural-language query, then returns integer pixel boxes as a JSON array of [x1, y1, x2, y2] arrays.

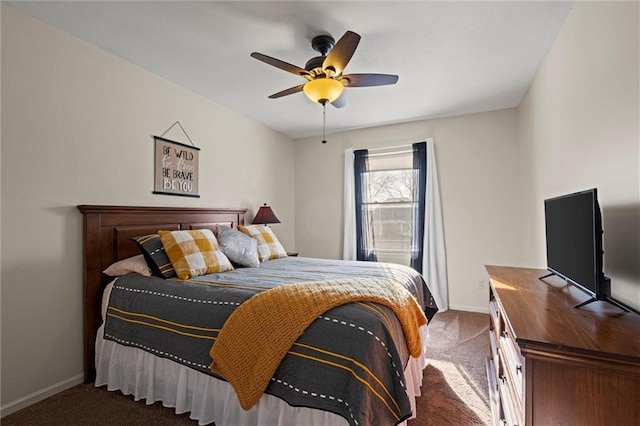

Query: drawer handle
[[516, 365, 522, 374]]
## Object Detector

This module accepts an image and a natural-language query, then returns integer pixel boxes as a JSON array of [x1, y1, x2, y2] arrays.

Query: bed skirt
[[95, 324, 428, 425]]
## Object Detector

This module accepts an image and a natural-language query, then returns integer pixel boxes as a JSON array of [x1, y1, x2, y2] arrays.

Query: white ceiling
[[8, 1, 574, 140]]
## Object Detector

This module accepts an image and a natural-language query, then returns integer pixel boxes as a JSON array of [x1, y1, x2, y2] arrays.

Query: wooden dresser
[[485, 265, 640, 426]]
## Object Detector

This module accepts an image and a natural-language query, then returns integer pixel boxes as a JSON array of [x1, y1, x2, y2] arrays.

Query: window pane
[[365, 170, 414, 203], [367, 151, 413, 171], [368, 202, 413, 247], [366, 203, 414, 267]]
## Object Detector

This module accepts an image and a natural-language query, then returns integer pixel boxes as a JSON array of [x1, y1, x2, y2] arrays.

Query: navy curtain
[[410, 142, 438, 321], [354, 149, 378, 262], [410, 142, 427, 273]]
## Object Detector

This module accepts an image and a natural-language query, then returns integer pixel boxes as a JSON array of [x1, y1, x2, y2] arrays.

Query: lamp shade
[[252, 203, 281, 225], [303, 78, 344, 104]]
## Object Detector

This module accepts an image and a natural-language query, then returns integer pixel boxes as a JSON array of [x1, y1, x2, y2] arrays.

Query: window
[[362, 150, 416, 266], [344, 139, 449, 315]]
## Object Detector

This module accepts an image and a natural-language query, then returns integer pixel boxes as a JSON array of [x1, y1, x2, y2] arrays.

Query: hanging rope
[[159, 121, 196, 147]]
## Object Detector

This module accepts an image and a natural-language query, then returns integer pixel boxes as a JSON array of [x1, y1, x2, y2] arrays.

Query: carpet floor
[[410, 310, 491, 426], [2, 310, 490, 425]]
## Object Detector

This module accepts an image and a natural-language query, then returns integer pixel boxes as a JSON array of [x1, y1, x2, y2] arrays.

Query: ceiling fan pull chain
[[322, 103, 327, 144]]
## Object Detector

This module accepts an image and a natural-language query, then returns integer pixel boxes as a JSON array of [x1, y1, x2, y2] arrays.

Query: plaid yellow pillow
[[237, 225, 288, 262], [158, 229, 233, 279]]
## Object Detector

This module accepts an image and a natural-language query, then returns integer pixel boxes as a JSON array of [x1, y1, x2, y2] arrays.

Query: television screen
[[544, 189, 600, 294]]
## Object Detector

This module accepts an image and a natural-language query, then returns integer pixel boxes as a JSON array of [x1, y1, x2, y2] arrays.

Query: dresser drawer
[[498, 374, 520, 426], [498, 329, 524, 404]]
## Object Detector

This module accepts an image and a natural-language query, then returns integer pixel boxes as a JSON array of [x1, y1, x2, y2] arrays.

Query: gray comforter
[[104, 257, 431, 426]]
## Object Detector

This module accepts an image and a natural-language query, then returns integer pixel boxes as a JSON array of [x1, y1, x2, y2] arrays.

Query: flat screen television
[[543, 188, 629, 311]]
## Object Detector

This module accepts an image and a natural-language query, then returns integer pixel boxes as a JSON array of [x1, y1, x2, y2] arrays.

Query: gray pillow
[[215, 225, 260, 268]]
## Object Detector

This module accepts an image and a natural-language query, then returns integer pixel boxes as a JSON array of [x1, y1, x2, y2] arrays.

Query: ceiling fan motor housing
[[311, 34, 335, 56], [306, 35, 336, 76], [305, 56, 326, 74]]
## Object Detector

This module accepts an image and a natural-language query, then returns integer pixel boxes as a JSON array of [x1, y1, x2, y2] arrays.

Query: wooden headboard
[[77, 205, 247, 382]]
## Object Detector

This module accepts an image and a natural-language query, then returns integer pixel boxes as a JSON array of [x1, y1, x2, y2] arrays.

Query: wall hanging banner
[[153, 136, 200, 198]]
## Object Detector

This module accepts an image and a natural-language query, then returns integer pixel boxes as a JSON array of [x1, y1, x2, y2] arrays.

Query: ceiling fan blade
[[322, 31, 361, 75], [251, 52, 310, 78], [340, 73, 399, 87], [331, 94, 346, 109], [268, 84, 305, 99]]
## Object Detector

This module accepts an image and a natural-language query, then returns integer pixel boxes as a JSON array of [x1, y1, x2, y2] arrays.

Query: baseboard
[[448, 304, 490, 314], [0, 373, 84, 418]]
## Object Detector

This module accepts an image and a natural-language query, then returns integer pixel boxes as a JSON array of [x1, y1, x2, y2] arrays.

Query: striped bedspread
[[104, 257, 430, 426]]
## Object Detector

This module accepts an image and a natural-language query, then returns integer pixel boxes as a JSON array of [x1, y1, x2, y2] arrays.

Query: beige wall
[[1, 5, 295, 413], [518, 1, 639, 310], [294, 108, 523, 313]]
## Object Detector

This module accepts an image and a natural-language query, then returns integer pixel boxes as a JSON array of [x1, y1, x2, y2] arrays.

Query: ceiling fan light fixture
[[303, 78, 344, 104]]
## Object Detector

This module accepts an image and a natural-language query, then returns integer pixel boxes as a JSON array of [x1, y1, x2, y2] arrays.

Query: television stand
[[574, 294, 632, 312], [538, 272, 555, 280], [539, 273, 637, 314], [538, 271, 570, 286]]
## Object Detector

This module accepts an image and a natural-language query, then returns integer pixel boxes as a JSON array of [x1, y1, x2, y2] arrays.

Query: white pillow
[[103, 254, 152, 277], [216, 225, 260, 267]]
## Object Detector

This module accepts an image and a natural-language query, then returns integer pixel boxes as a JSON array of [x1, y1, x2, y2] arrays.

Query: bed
[[78, 205, 433, 426]]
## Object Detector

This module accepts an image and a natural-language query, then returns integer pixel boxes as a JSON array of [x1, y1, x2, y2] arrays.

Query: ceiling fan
[[250, 31, 398, 108]]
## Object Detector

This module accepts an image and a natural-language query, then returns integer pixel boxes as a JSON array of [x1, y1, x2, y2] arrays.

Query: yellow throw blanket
[[209, 277, 427, 410]]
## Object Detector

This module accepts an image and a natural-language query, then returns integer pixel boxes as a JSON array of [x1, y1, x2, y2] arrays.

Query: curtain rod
[[365, 143, 414, 152]]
